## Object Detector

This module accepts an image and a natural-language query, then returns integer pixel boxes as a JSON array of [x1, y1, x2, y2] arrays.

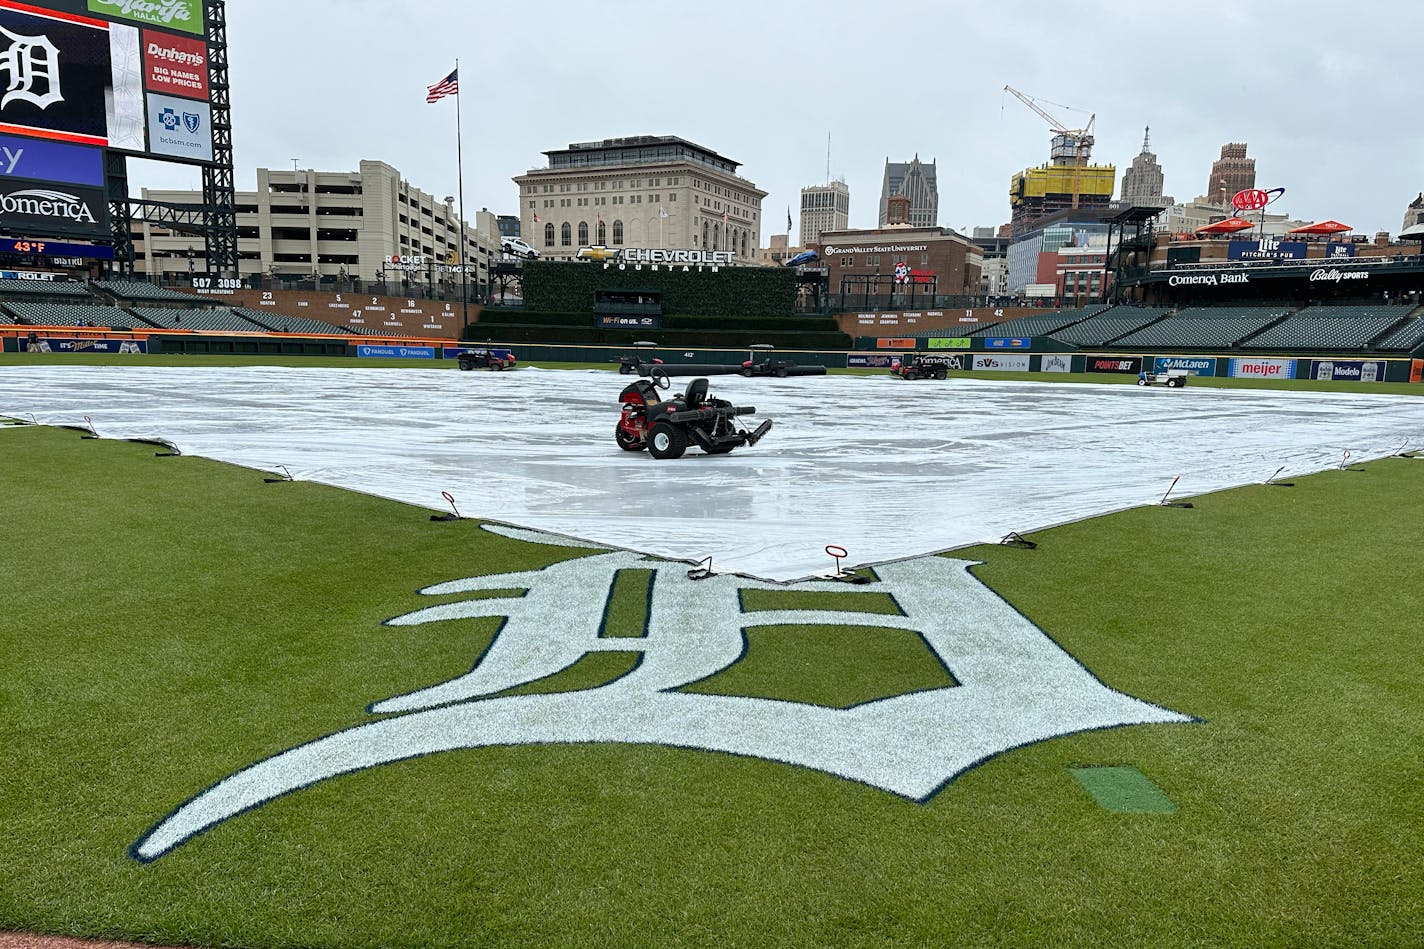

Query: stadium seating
[[1, 302, 134, 327], [1374, 316, 1424, 352], [963, 305, 1111, 339], [0, 279, 95, 300], [90, 280, 219, 304], [1240, 305, 1407, 351], [1048, 307, 1171, 346], [1112, 306, 1292, 349], [130, 308, 268, 332], [232, 308, 354, 335]]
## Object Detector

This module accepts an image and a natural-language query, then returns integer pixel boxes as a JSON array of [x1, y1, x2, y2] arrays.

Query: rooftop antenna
[[826, 130, 831, 184]]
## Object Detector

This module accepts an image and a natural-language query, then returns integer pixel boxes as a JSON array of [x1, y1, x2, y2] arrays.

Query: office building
[[513, 136, 766, 260], [800, 179, 850, 245], [1205, 143, 1256, 206], [878, 156, 938, 228], [1120, 127, 1173, 209]]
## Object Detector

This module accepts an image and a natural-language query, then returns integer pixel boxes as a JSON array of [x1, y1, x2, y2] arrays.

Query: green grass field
[[1, 379, 1422, 947]]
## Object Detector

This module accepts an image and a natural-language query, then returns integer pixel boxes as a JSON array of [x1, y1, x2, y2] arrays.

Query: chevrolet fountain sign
[[619, 248, 735, 265]]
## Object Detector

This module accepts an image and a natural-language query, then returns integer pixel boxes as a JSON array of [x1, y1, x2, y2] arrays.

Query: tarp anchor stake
[[430, 490, 464, 521]]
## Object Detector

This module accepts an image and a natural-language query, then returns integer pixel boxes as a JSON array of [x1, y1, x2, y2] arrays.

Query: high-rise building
[[800, 179, 850, 245], [1206, 143, 1256, 206], [513, 135, 766, 260], [1008, 163, 1116, 237], [878, 156, 938, 228], [1120, 127, 1173, 209], [1402, 193, 1424, 230]]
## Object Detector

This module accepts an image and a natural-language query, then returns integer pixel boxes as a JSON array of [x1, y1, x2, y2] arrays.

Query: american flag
[[426, 68, 458, 104]]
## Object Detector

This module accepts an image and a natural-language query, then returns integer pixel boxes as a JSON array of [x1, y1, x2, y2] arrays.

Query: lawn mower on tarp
[[616, 376, 773, 459], [457, 348, 516, 370], [740, 357, 827, 378]]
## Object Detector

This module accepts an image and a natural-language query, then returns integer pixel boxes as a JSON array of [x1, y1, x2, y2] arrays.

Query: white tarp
[[2, 366, 1421, 581]]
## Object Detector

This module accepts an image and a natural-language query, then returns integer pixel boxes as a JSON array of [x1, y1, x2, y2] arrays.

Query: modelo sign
[[1310, 360, 1385, 383], [1154, 356, 1217, 376], [1229, 357, 1296, 380], [1087, 356, 1143, 374], [972, 354, 1030, 372]]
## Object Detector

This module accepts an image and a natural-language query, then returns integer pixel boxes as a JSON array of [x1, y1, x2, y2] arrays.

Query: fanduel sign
[[619, 248, 734, 265], [88, 0, 204, 35]]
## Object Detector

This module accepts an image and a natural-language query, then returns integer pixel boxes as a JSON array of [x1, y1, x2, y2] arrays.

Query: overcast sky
[[129, 0, 1423, 240]]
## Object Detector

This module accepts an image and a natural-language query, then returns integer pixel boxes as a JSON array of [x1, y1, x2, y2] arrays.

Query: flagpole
[[454, 59, 469, 338]]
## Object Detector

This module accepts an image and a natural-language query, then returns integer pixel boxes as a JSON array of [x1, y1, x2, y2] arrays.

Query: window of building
[[544, 222, 555, 247], [529, 200, 536, 209], [921, 254, 929, 266], [669, 193, 676, 202], [597, 221, 607, 244], [867, 255, 880, 266], [578, 221, 588, 244], [612, 219, 624, 245], [561, 222, 572, 246]]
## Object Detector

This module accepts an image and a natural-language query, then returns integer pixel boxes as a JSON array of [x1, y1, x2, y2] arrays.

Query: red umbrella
[[1287, 220, 1351, 235], [1195, 217, 1256, 235]]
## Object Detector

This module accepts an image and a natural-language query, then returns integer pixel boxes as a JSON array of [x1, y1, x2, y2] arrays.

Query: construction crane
[[1003, 85, 1096, 209]]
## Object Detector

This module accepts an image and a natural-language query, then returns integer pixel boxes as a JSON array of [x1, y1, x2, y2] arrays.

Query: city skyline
[[122, 0, 1422, 242]]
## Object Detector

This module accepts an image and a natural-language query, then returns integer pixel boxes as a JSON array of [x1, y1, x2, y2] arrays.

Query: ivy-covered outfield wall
[[521, 261, 797, 317]]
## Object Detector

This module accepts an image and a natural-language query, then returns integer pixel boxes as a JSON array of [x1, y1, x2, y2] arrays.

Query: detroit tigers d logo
[[133, 526, 1192, 862]]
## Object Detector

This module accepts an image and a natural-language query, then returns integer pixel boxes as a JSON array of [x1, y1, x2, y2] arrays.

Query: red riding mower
[[615, 374, 773, 459]]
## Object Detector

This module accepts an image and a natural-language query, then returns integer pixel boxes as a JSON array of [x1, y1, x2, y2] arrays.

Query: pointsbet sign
[[88, 0, 204, 34]]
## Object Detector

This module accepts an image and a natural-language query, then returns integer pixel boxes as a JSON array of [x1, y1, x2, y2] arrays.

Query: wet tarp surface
[[3, 366, 1421, 580]]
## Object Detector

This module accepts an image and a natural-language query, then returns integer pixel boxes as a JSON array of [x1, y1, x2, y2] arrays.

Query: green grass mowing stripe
[[599, 568, 653, 638], [679, 624, 957, 708], [739, 588, 904, 616], [1071, 766, 1177, 814]]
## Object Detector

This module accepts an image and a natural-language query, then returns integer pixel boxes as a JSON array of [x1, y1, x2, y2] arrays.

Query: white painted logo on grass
[[132, 528, 1193, 862]]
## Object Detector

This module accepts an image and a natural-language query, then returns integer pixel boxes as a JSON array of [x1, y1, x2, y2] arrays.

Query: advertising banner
[[0, 237, 115, 258], [88, 0, 204, 35], [1309, 360, 1385, 383], [1412, 359, 1423, 384], [0, 270, 70, 280], [358, 345, 435, 359], [0, 133, 103, 186], [1153, 356, 1217, 376], [597, 314, 661, 329], [0, 2, 112, 145], [1229, 357, 1296, 380], [19, 337, 146, 353], [972, 354, 1031, 372], [1039, 353, 1073, 373], [1324, 242, 1356, 259], [145, 92, 212, 162], [985, 337, 1031, 349], [1227, 239, 1308, 261], [847, 354, 898, 368], [876, 338, 916, 349], [1087, 356, 1143, 374], [927, 337, 970, 349], [142, 29, 208, 99], [0, 178, 109, 239]]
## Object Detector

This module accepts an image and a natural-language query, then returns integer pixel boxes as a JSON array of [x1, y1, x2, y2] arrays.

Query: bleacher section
[[232, 308, 354, 335], [1240, 305, 1407, 351], [1, 301, 134, 327], [90, 280, 219, 304], [1048, 307, 1171, 346], [1375, 315, 1424, 352], [1112, 306, 1292, 349], [0, 279, 94, 300], [130, 307, 268, 332], [964, 305, 1109, 339]]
